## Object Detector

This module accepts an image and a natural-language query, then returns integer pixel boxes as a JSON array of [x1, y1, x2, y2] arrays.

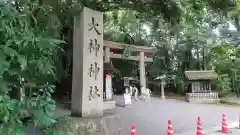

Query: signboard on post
[[124, 79, 130, 87]]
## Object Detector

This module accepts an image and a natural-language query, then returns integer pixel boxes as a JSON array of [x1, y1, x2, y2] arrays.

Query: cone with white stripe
[[222, 114, 229, 133], [196, 116, 203, 135], [130, 124, 136, 135], [238, 112, 240, 129], [167, 120, 173, 135]]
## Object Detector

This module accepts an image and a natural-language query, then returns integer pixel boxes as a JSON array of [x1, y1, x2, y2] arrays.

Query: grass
[[165, 95, 185, 101], [219, 93, 240, 106], [218, 99, 240, 107], [164, 92, 185, 101]]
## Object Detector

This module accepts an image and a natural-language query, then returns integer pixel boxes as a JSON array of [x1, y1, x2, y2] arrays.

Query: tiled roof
[[184, 70, 218, 80]]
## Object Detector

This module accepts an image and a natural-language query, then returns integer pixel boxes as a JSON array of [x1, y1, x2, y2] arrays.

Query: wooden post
[[191, 83, 194, 93], [161, 80, 165, 99], [209, 83, 211, 92]]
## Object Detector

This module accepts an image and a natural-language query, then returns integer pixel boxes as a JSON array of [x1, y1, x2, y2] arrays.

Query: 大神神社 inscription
[[88, 62, 100, 80], [88, 39, 100, 56], [87, 9, 101, 102], [72, 7, 103, 117], [88, 64, 94, 77], [94, 62, 100, 80], [88, 17, 101, 35], [88, 86, 101, 101]]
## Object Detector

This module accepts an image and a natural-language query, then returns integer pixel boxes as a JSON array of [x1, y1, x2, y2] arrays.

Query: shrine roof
[[184, 70, 218, 80], [123, 77, 137, 80], [155, 75, 166, 80], [104, 40, 157, 53]]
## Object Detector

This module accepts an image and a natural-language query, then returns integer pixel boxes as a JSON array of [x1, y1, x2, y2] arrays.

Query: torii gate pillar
[[139, 51, 146, 93]]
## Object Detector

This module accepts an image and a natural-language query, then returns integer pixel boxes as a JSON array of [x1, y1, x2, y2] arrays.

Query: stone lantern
[[155, 75, 166, 99]]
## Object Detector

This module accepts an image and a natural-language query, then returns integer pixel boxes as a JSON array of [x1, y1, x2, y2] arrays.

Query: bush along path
[[0, 1, 64, 135]]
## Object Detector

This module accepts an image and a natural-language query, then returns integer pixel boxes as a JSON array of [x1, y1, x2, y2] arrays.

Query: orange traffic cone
[[167, 120, 173, 135], [238, 113, 240, 129], [222, 114, 229, 133], [130, 124, 136, 135], [196, 117, 203, 135]]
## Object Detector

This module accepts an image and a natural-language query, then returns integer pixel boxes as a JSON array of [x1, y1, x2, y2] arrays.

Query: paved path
[[28, 95, 240, 135], [179, 127, 240, 135], [114, 96, 240, 135]]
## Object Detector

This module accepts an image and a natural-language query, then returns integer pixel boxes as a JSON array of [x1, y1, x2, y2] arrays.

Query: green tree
[[0, 1, 63, 134]]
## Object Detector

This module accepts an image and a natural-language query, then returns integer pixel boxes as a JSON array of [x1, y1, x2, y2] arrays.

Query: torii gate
[[102, 41, 156, 110], [103, 40, 156, 90]]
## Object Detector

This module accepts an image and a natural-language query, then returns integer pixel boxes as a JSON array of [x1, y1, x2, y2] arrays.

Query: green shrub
[[0, 1, 63, 134], [216, 74, 232, 97]]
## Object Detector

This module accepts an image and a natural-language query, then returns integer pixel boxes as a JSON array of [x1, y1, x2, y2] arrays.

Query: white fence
[[185, 92, 220, 103]]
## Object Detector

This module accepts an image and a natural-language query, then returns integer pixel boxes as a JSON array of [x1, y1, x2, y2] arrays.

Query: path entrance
[[53, 96, 239, 135], [114, 96, 239, 135]]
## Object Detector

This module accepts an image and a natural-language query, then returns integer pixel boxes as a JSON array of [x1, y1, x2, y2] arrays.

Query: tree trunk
[[234, 15, 240, 32], [197, 47, 200, 70], [202, 47, 205, 70]]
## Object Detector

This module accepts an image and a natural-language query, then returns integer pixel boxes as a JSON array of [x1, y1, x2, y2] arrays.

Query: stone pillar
[[139, 52, 146, 94], [161, 81, 165, 99], [209, 83, 211, 92], [104, 47, 110, 62], [72, 7, 103, 117], [192, 83, 194, 93]]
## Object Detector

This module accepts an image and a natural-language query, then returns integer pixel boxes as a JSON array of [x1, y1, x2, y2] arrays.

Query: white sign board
[[124, 94, 132, 106], [105, 74, 113, 100]]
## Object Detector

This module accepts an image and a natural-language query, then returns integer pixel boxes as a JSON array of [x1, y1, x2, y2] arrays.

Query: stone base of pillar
[[161, 96, 165, 99], [140, 87, 145, 95], [55, 114, 122, 135], [103, 100, 116, 110]]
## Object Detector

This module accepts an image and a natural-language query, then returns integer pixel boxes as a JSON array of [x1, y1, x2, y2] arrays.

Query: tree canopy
[[1, 0, 240, 134]]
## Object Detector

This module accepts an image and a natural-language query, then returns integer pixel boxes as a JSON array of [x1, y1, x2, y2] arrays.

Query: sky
[[143, 21, 237, 38]]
